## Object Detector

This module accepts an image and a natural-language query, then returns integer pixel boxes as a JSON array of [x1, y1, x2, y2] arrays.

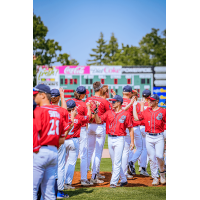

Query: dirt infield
[[72, 172, 166, 188]]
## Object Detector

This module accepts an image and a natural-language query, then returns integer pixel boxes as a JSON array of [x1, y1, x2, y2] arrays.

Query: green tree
[[57, 53, 79, 65], [104, 33, 119, 65], [57, 53, 71, 65], [87, 32, 107, 65], [113, 44, 151, 66], [139, 28, 166, 66], [33, 14, 62, 86], [70, 59, 79, 65]]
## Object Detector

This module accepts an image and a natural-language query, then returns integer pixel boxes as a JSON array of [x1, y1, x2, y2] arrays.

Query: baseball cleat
[[120, 181, 128, 187], [152, 178, 159, 186], [128, 161, 136, 175], [139, 167, 142, 172], [57, 191, 69, 199], [140, 168, 149, 176], [81, 180, 94, 186], [97, 173, 105, 179], [126, 174, 133, 179], [90, 178, 104, 184], [64, 184, 75, 190], [110, 184, 116, 188], [160, 173, 166, 184]]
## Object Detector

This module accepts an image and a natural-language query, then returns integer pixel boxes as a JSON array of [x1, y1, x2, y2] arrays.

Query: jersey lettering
[[48, 110, 60, 118], [48, 119, 59, 135]]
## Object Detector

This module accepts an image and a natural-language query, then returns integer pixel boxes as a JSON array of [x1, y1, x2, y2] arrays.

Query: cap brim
[[33, 91, 39, 95], [149, 97, 156, 101], [109, 99, 117, 101], [86, 90, 89, 94]]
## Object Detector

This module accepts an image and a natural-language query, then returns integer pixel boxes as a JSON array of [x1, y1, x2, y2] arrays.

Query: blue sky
[[33, 0, 166, 65]]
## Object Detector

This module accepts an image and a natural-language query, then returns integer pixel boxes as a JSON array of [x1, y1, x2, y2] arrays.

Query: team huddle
[[33, 81, 166, 199]]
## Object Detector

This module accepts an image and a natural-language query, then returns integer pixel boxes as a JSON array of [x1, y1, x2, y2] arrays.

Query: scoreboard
[[36, 65, 166, 107]]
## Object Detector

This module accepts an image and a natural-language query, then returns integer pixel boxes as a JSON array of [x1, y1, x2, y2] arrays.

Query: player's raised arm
[[133, 101, 139, 121], [86, 102, 92, 119], [59, 88, 67, 109], [123, 96, 136, 111]]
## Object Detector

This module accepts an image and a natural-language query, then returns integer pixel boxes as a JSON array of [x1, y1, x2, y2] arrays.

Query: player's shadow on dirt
[[65, 188, 94, 197]]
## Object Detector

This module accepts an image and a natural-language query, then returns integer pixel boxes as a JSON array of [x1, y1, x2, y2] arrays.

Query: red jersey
[[122, 98, 133, 118], [33, 119, 40, 152], [138, 107, 166, 133], [132, 102, 142, 127], [51, 105, 69, 123], [85, 96, 110, 124], [99, 110, 133, 136], [66, 114, 89, 139], [66, 98, 88, 127], [140, 102, 149, 126], [34, 105, 70, 148]]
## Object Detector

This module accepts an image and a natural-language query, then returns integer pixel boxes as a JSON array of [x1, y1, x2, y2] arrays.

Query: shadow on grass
[[64, 188, 94, 198]]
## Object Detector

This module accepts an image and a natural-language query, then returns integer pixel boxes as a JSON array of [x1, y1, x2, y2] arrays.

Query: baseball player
[[90, 85, 110, 178], [85, 82, 110, 183], [130, 90, 150, 176], [50, 89, 73, 199], [138, 94, 166, 186], [33, 84, 70, 200], [138, 89, 151, 173], [120, 86, 139, 179], [94, 95, 134, 188], [33, 99, 40, 154], [60, 86, 93, 186], [127, 90, 144, 177], [64, 100, 92, 189]]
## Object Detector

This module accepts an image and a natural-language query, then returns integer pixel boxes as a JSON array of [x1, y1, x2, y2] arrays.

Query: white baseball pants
[[64, 138, 79, 185], [122, 131, 131, 176], [90, 123, 106, 174], [57, 144, 66, 191], [79, 127, 88, 181], [108, 135, 127, 185], [33, 146, 57, 200], [146, 133, 165, 179], [139, 125, 148, 168], [87, 124, 105, 179], [130, 126, 143, 164]]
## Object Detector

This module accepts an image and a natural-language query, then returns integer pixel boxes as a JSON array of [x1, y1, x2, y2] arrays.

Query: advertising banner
[[153, 86, 166, 107], [122, 66, 153, 73], [56, 66, 90, 74], [37, 66, 60, 90], [90, 66, 122, 75]]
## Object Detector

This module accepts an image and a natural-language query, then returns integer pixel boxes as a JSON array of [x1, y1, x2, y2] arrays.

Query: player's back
[[85, 96, 110, 123], [34, 105, 65, 148], [51, 105, 69, 123]]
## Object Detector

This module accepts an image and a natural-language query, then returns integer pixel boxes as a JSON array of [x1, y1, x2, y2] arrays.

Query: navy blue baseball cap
[[123, 85, 133, 92], [142, 89, 151, 97], [76, 86, 89, 94], [109, 95, 123, 103], [148, 94, 159, 101], [51, 89, 60, 97], [67, 100, 76, 109], [33, 100, 37, 111], [34, 84, 51, 94]]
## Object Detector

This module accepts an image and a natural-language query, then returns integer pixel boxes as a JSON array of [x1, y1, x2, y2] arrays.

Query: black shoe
[[120, 181, 128, 187], [128, 161, 136, 175]]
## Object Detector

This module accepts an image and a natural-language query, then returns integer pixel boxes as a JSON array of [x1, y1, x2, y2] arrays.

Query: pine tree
[[87, 32, 107, 65], [104, 33, 119, 65]]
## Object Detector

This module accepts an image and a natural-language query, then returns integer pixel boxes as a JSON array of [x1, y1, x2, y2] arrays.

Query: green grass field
[[68, 158, 166, 200]]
